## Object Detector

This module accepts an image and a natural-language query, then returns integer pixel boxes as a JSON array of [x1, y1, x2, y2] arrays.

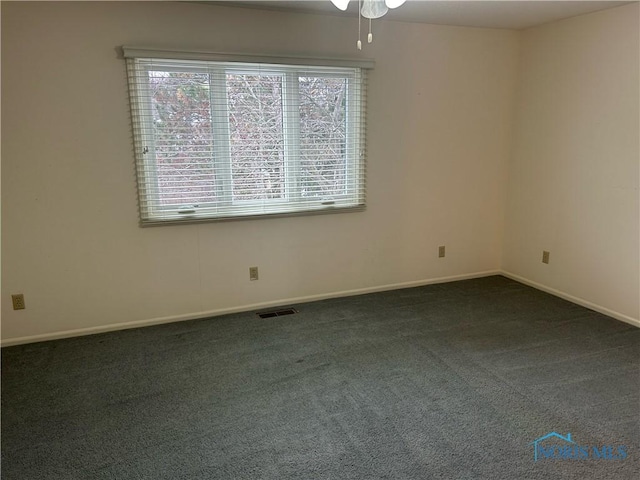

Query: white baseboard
[[1, 270, 500, 347], [500, 270, 640, 328]]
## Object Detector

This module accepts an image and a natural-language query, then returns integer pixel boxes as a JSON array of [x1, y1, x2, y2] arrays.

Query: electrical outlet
[[12, 294, 25, 310], [249, 266, 259, 281], [438, 246, 446, 258], [542, 251, 550, 264]]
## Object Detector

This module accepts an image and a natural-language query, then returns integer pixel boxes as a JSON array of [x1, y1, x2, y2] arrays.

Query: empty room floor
[[2, 276, 638, 479]]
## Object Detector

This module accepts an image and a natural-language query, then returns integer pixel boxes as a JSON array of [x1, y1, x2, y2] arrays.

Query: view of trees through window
[[299, 76, 347, 199], [227, 73, 285, 201], [150, 71, 216, 206], [149, 70, 348, 208]]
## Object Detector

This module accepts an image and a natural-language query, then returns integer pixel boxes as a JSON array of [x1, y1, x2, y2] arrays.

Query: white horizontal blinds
[[125, 54, 368, 224], [299, 73, 349, 202], [151, 66, 216, 210], [226, 68, 286, 203]]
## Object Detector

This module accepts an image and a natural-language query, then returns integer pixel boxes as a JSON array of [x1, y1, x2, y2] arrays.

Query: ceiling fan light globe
[[361, 0, 389, 19], [385, 0, 406, 9], [330, 0, 351, 11]]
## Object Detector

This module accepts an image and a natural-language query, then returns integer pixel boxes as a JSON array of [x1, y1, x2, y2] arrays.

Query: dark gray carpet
[[2, 275, 639, 479]]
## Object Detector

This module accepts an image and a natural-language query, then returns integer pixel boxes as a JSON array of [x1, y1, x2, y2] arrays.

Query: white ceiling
[[207, 0, 633, 30]]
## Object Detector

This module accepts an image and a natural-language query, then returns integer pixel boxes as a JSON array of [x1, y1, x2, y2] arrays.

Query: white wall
[[502, 3, 639, 322], [1, 2, 518, 343]]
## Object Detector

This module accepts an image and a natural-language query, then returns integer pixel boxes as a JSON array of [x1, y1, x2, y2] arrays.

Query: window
[[124, 48, 371, 225]]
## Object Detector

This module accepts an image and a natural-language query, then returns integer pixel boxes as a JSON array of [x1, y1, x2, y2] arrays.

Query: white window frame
[[123, 47, 373, 226]]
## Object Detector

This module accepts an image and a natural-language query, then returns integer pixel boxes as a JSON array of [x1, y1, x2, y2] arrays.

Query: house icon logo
[[529, 432, 574, 462], [529, 431, 628, 462]]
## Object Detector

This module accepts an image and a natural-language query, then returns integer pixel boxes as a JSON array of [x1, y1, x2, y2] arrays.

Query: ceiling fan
[[330, 0, 408, 49]]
